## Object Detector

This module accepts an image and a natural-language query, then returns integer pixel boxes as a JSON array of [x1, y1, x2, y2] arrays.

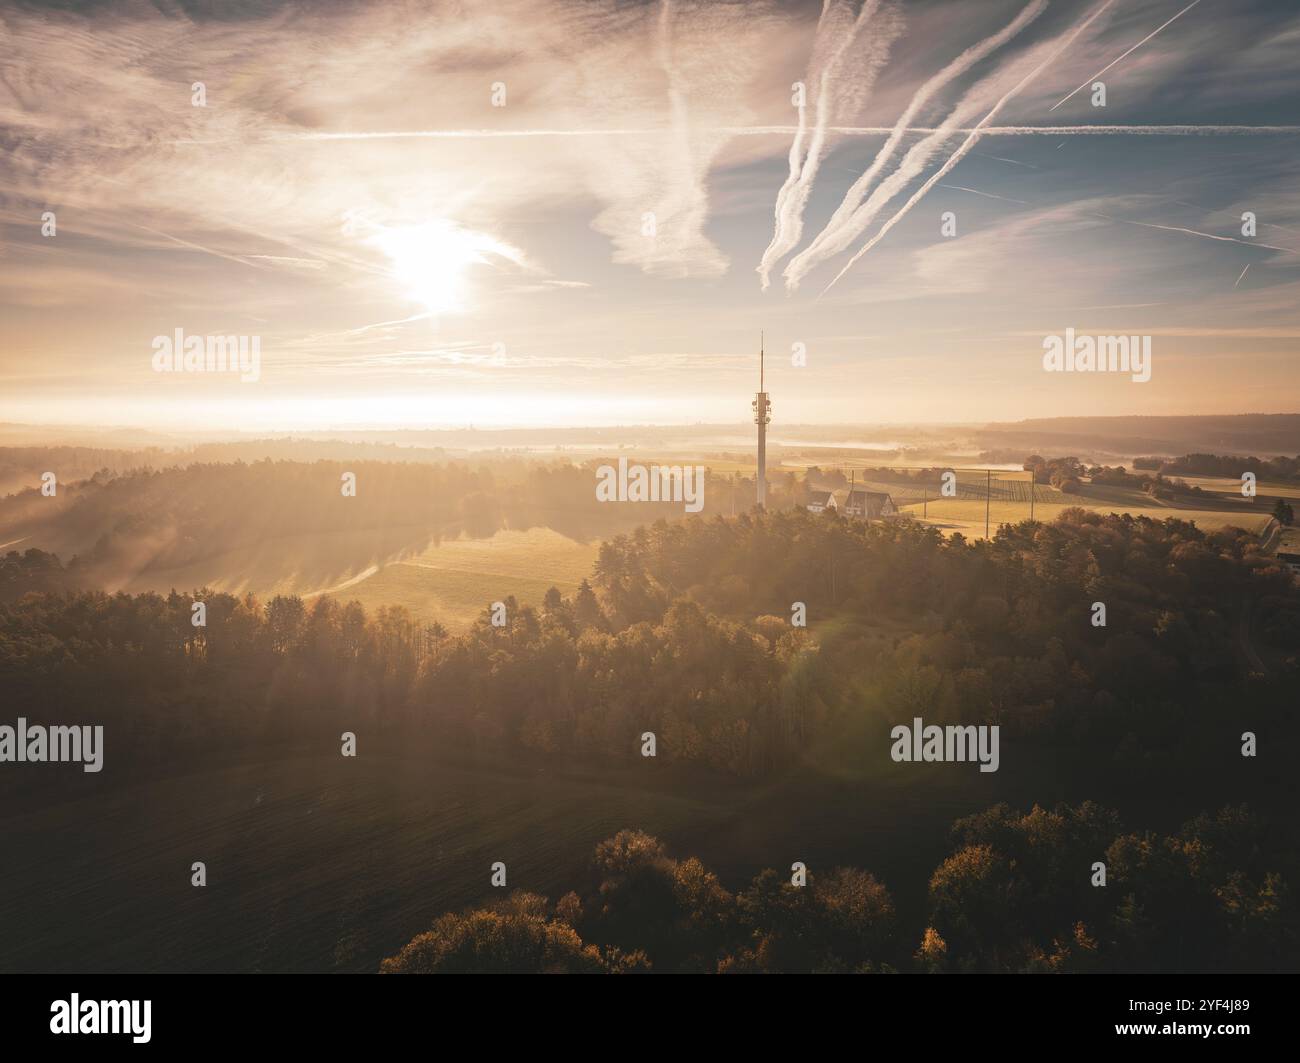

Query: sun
[[372, 220, 524, 315]]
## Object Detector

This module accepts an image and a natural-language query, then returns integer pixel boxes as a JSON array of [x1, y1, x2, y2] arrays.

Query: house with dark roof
[[842, 487, 896, 520], [805, 489, 837, 514]]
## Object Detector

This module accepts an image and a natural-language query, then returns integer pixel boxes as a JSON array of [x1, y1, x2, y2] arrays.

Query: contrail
[[759, 0, 898, 290], [926, 187, 1298, 254], [1090, 213, 1298, 254], [939, 183, 1028, 204], [130, 223, 271, 270], [761, 0, 869, 289], [758, 0, 826, 291], [974, 151, 1039, 168], [822, 0, 1120, 294], [1050, 0, 1203, 112], [783, 0, 1045, 289], [1234, 264, 1250, 288], [242, 123, 1300, 142], [887, 179, 1299, 256]]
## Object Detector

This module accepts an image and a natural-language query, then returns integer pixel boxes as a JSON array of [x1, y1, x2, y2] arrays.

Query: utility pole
[[985, 468, 991, 539], [1029, 466, 1035, 521]]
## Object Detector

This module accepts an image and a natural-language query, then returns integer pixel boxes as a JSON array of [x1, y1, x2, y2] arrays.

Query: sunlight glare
[[371, 220, 524, 314]]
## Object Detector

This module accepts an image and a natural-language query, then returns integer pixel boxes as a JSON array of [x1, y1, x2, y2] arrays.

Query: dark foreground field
[[0, 737, 1265, 973]]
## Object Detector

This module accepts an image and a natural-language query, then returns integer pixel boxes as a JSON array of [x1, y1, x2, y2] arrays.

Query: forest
[[3, 507, 1297, 971], [380, 808, 1292, 974], [1157, 453, 1300, 482], [2, 507, 1297, 780]]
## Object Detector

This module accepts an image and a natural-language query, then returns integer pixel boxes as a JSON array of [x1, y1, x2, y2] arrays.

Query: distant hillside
[[0, 458, 691, 595], [0, 440, 459, 497], [977, 415, 1300, 457]]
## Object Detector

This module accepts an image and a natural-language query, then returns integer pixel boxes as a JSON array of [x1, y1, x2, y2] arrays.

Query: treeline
[[2, 509, 1296, 784], [0, 548, 81, 601], [1026, 454, 1292, 502], [0, 441, 456, 497], [1154, 453, 1300, 482], [1024, 454, 1205, 497], [802, 466, 943, 489], [1085, 464, 1207, 500], [381, 804, 1296, 973], [1023, 455, 1084, 491], [0, 571, 814, 778], [0, 446, 146, 498]]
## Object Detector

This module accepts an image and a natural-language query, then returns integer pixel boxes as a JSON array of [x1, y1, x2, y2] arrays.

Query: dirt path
[[1258, 517, 1281, 555], [302, 564, 380, 599]]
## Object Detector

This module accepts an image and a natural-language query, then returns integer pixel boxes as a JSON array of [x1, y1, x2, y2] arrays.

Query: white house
[[806, 489, 837, 514], [842, 487, 896, 520]]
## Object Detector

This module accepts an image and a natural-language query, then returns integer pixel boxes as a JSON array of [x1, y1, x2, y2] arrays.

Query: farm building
[[842, 487, 896, 520], [805, 489, 837, 513], [1278, 550, 1300, 577]]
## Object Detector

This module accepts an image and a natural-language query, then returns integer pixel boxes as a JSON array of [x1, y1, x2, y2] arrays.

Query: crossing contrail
[[759, 0, 899, 290], [1050, 0, 1204, 111], [783, 0, 1045, 290], [758, 0, 839, 292], [1090, 213, 1298, 254], [908, 184, 1299, 255], [821, 0, 1120, 294]]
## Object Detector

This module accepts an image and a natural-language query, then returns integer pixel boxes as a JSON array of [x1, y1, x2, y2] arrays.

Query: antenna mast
[[752, 331, 771, 509]]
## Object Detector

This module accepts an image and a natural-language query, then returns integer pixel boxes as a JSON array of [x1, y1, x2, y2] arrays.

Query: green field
[[1171, 474, 1300, 500], [303, 527, 600, 629], [49, 522, 597, 627], [899, 480, 1275, 540], [116, 523, 438, 598]]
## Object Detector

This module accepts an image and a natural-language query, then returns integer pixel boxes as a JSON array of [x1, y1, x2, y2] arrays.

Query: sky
[[1, 0, 1299, 430]]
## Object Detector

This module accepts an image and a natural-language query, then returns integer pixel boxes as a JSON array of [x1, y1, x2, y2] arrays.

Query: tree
[[1272, 497, 1294, 526], [573, 579, 604, 630], [379, 901, 603, 973]]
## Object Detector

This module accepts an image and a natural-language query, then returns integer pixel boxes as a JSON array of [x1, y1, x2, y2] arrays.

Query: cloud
[[2, 0, 1299, 423], [0, 0, 786, 296]]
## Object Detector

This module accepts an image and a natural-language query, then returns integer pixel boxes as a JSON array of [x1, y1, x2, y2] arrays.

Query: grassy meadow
[[301, 527, 600, 629], [899, 475, 1279, 540]]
